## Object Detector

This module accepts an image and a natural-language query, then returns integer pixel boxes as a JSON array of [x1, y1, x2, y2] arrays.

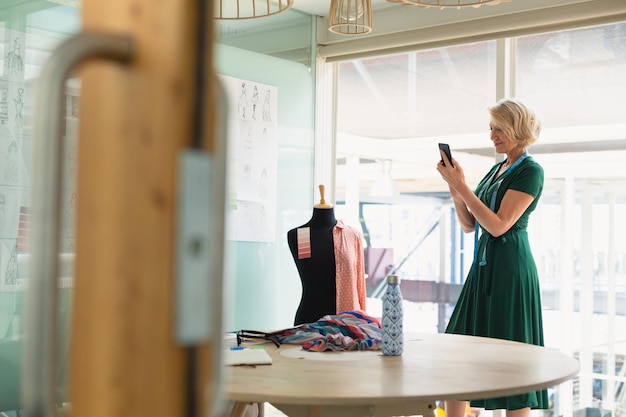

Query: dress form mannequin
[[287, 185, 338, 325]]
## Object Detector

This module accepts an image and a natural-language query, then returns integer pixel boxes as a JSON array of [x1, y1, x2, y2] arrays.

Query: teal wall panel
[[215, 25, 318, 331]]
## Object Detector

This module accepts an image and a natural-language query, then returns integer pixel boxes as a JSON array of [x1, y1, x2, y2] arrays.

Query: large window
[[334, 22, 626, 417], [517, 24, 626, 417]]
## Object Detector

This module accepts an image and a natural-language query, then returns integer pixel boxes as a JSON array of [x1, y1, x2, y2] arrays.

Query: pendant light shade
[[386, 0, 510, 8], [215, 0, 294, 20], [328, 0, 373, 36]]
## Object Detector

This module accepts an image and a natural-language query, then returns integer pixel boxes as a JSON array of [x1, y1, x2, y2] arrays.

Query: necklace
[[503, 148, 527, 168], [498, 160, 511, 175]]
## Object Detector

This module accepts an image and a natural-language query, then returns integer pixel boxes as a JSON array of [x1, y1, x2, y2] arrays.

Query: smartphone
[[438, 143, 454, 167]]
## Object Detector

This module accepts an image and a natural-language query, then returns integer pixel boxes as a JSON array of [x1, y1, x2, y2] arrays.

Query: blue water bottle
[[382, 274, 403, 356]]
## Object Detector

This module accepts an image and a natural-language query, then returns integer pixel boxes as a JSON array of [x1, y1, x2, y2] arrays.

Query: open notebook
[[224, 348, 272, 366]]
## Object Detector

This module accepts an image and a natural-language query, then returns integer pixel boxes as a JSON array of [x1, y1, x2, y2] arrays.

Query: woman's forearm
[[451, 194, 475, 233]]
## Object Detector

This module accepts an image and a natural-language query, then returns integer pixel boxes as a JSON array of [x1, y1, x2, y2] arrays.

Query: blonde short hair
[[488, 98, 542, 148]]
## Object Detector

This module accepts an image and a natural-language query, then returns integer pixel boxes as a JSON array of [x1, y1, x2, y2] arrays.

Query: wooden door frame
[[70, 2, 217, 417]]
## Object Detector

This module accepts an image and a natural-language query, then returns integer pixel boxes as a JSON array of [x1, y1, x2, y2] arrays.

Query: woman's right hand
[[436, 154, 466, 193]]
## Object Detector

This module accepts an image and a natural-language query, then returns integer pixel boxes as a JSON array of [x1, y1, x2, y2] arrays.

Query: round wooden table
[[224, 332, 579, 417]]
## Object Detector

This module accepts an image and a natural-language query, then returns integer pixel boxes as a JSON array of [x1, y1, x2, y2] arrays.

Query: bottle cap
[[387, 275, 399, 284]]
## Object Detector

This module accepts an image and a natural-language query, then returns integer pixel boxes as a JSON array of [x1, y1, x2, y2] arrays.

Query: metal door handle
[[207, 78, 229, 417], [24, 32, 134, 417]]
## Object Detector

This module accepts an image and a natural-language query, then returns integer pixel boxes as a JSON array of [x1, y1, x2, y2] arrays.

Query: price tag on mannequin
[[297, 227, 311, 259]]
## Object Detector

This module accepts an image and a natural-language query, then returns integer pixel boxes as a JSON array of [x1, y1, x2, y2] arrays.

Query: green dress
[[445, 155, 549, 411]]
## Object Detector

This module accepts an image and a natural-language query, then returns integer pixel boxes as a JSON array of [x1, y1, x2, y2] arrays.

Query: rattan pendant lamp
[[215, 0, 294, 19], [328, 0, 373, 35], [386, 0, 510, 8]]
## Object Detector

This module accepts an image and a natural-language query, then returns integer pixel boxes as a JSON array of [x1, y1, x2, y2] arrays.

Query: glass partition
[[215, 10, 317, 332], [0, 3, 80, 414]]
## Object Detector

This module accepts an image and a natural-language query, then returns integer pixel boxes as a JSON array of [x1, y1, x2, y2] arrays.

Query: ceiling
[[287, 0, 580, 20], [217, 0, 626, 198]]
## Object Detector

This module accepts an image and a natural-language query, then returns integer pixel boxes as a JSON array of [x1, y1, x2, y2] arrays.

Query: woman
[[436, 98, 548, 417]]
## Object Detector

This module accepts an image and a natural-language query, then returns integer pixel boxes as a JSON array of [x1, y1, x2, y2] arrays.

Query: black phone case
[[438, 143, 454, 167]]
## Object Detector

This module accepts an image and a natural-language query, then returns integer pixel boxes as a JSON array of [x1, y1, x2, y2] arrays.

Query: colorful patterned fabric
[[271, 311, 382, 352]]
